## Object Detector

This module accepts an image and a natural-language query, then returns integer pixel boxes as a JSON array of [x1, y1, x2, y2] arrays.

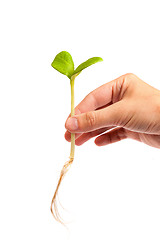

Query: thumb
[[65, 101, 125, 133]]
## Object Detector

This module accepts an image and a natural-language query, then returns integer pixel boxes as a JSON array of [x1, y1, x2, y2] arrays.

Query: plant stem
[[50, 75, 76, 223], [70, 75, 75, 160]]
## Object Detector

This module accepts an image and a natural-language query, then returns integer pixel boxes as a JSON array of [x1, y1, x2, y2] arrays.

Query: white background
[[0, 0, 160, 239]]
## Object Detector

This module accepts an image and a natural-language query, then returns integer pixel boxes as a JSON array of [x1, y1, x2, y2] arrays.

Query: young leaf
[[73, 57, 103, 76], [51, 51, 74, 79]]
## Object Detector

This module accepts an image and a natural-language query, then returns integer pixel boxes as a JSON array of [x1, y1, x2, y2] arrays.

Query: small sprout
[[51, 51, 103, 224]]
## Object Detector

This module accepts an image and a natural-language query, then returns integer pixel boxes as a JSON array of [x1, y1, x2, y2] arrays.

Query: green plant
[[51, 51, 103, 223]]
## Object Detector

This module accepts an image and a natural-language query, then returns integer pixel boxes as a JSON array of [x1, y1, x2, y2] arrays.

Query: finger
[[65, 102, 111, 131], [64, 102, 111, 140], [64, 131, 81, 142], [95, 127, 141, 146], [65, 108, 82, 141], [75, 127, 114, 146], [74, 74, 127, 114], [65, 127, 113, 143], [65, 100, 124, 133]]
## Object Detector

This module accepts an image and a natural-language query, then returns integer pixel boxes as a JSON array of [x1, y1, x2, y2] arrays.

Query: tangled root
[[50, 157, 74, 224]]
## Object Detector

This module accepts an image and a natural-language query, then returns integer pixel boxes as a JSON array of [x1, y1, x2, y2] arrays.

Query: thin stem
[[70, 75, 75, 160], [50, 75, 76, 224]]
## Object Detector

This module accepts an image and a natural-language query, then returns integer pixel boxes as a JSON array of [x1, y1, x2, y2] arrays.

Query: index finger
[[74, 74, 126, 114]]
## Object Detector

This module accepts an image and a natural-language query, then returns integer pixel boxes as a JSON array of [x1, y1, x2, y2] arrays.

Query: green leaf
[[73, 57, 103, 76], [51, 51, 74, 79]]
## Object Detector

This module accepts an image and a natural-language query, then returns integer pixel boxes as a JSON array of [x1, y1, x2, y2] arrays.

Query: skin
[[65, 73, 160, 149]]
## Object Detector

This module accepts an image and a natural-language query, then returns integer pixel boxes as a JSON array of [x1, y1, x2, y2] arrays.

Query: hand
[[65, 73, 160, 149]]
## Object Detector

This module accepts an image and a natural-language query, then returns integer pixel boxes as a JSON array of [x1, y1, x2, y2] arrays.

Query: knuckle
[[125, 73, 135, 78], [124, 73, 137, 83], [117, 128, 126, 140], [85, 112, 96, 128], [121, 73, 138, 96]]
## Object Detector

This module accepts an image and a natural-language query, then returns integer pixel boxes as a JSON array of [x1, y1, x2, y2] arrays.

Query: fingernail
[[66, 117, 78, 131]]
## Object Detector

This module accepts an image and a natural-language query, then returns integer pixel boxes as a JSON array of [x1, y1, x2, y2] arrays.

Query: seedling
[[51, 51, 103, 223]]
